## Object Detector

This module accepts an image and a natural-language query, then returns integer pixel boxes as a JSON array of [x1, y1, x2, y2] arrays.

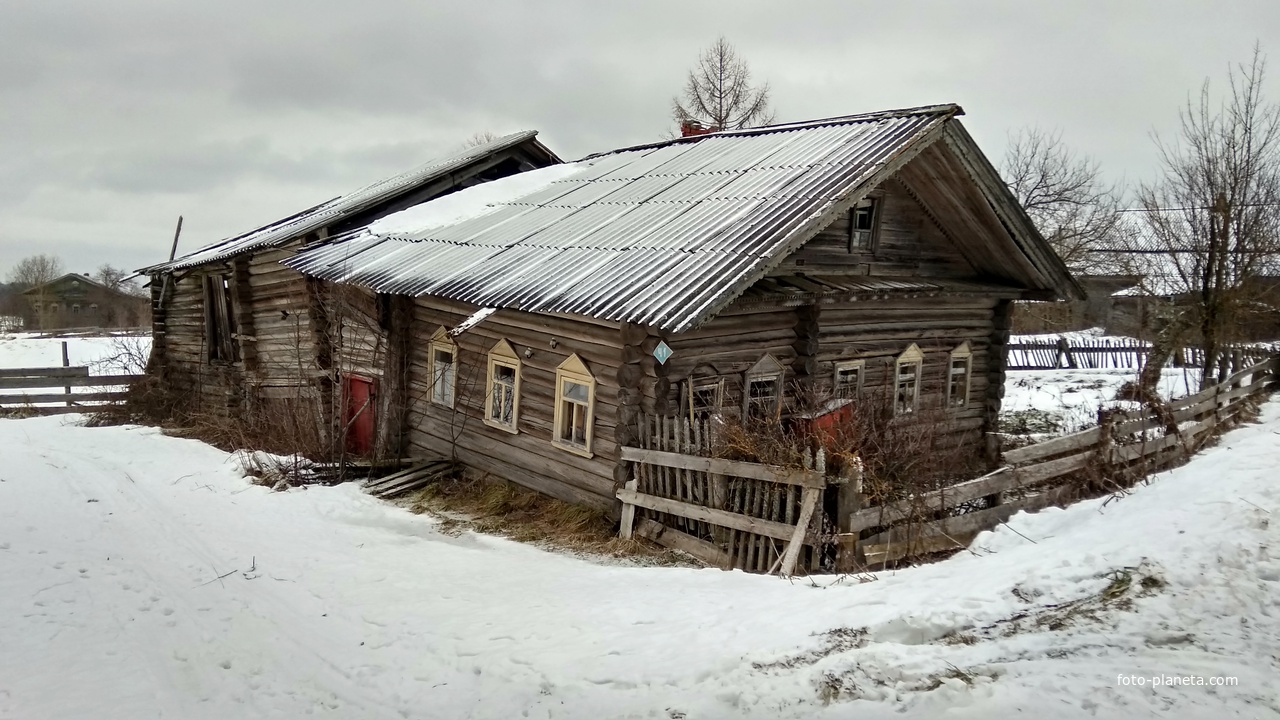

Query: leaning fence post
[[619, 478, 637, 540]]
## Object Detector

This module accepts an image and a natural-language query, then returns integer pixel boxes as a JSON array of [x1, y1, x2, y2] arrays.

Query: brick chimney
[[680, 120, 718, 138]]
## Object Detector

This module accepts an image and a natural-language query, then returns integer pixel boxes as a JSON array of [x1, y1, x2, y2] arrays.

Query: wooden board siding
[[244, 249, 317, 397], [155, 270, 244, 414], [405, 297, 625, 511], [771, 179, 976, 279], [663, 306, 800, 414]]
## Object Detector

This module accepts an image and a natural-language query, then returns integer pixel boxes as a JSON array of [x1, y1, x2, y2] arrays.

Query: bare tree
[[94, 264, 142, 295], [462, 131, 500, 148], [1002, 128, 1123, 267], [1136, 46, 1280, 388], [5, 254, 63, 290], [672, 36, 775, 133]]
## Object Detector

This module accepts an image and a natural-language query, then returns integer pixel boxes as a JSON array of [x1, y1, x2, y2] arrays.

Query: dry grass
[[404, 473, 693, 566]]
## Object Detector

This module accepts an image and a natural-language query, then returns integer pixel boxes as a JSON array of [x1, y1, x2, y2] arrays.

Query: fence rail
[[841, 355, 1278, 566], [0, 366, 141, 415]]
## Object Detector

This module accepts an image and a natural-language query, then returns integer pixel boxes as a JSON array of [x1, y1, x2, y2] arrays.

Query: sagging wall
[[406, 297, 624, 511], [150, 268, 243, 414]]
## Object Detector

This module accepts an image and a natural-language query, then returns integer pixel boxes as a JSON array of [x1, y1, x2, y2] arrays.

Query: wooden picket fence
[[840, 355, 1279, 566], [1008, 337, 1271, 371], [617, 414, 854, 576], [0, 366, 141, 415]]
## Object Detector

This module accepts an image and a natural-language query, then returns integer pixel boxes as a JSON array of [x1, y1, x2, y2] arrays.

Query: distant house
[[21, 273, 150, 331], [137, 131, 561, 425], [275, 104, 1081, 513], [1013, 210, 1280, 340]]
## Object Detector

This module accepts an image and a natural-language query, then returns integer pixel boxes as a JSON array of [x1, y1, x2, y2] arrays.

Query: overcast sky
[[2, 0, 1277, 278]]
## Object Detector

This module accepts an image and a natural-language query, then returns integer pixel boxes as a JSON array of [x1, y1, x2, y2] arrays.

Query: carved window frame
[[484, 339, 522, 433]]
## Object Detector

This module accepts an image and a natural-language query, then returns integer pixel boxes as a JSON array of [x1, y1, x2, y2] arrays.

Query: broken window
[[948, 341, 972, 408], [895, 344, 923, 416], [848, 197, 881, 252], [553, 354, 595, 456], [833, 360, 864, 399], [203, 274, 238, 362], [683, 377, 724, 424], [428, 327, 456, 408], [742, 354, 786, 424], [485, 339, 521, 433]]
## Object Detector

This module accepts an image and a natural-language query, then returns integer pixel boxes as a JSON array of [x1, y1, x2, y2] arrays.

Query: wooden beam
[[0, 374, 143, 390], [616, 487, 798, 541], [778, 486, 820, 576], [633, 518, 730, 567], [0, 367, 90, 378], [619, 446, 825, 488]]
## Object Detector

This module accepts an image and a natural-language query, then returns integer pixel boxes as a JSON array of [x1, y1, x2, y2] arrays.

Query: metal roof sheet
[[138, 131, 551, 274], [285, 105, 963, 332]]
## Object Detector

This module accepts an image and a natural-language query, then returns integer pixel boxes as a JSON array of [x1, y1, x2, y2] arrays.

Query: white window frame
[[948, 341, 972, 409], [833, 359, 865, 399], [427, 326, 457, 408], [484, 339, 522, 433], [552, 354, 596, 457], [743, 353, 785, 423], [895, 344, 924, 416]]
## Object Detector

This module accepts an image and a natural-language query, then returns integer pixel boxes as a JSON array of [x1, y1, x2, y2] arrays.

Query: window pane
[[572, 404, 587, 444], [496, 365, 515, 383], [563, 380, 590, 403], [502, 388, 514, 422]]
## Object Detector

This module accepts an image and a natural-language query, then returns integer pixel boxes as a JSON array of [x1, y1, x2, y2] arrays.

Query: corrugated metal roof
[[138, 131, 552, 274], [285, 105, 962, 332]]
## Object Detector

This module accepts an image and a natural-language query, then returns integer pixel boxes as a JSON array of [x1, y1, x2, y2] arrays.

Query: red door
[[343, 375, 377, 456]]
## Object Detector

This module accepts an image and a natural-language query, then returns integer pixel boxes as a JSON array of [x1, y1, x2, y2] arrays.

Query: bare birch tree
[[672, 37, 774, 132], [1135, 46, 1280, 388], [1002, 128, 1123, 268]]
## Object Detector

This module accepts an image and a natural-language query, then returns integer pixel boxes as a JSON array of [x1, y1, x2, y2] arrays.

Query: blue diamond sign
[[652, 340, 673, 365]]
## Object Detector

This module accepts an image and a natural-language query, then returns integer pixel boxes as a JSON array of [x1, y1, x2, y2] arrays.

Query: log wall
[[405, 297, 625, 511]]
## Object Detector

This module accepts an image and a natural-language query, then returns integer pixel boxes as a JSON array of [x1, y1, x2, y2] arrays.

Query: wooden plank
[[0, 366, 90, 379], [0, 391, 128, 405], [618, 446, 825, 488], [615, 487, 798, 541], [618, 479, 638, 540], [778, 487, 820, 576], [1002, 427, 1101, 465], [633, 518, 730, 567], [0, 374, 143, 390]]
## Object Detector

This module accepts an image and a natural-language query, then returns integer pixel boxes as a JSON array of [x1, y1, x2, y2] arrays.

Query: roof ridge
[[582, 104, 963, 160]]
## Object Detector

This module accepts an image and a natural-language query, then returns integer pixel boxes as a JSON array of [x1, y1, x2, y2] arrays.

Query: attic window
[[428, 327, 457, 408], [895, 344, 923, 416], [848, 197, 881, 252], [203, 274, 238, 363], [948, 342, 972, 408]]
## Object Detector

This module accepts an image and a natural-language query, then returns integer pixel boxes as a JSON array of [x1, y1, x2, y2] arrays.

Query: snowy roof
[[287, 105, 1031, 332], [138, 131, 558, 274]]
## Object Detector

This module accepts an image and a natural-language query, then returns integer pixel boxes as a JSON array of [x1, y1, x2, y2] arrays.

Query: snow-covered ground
[[1001, 366, 1199, 436], [3, 406, 1278, 719], [0, 332, 149, 374]]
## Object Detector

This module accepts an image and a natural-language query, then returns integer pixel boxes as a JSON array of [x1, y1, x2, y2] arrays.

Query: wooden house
[[281, 104, 1082, 519], [20, 273, 150, 331], [137, 132, 561, 452]]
